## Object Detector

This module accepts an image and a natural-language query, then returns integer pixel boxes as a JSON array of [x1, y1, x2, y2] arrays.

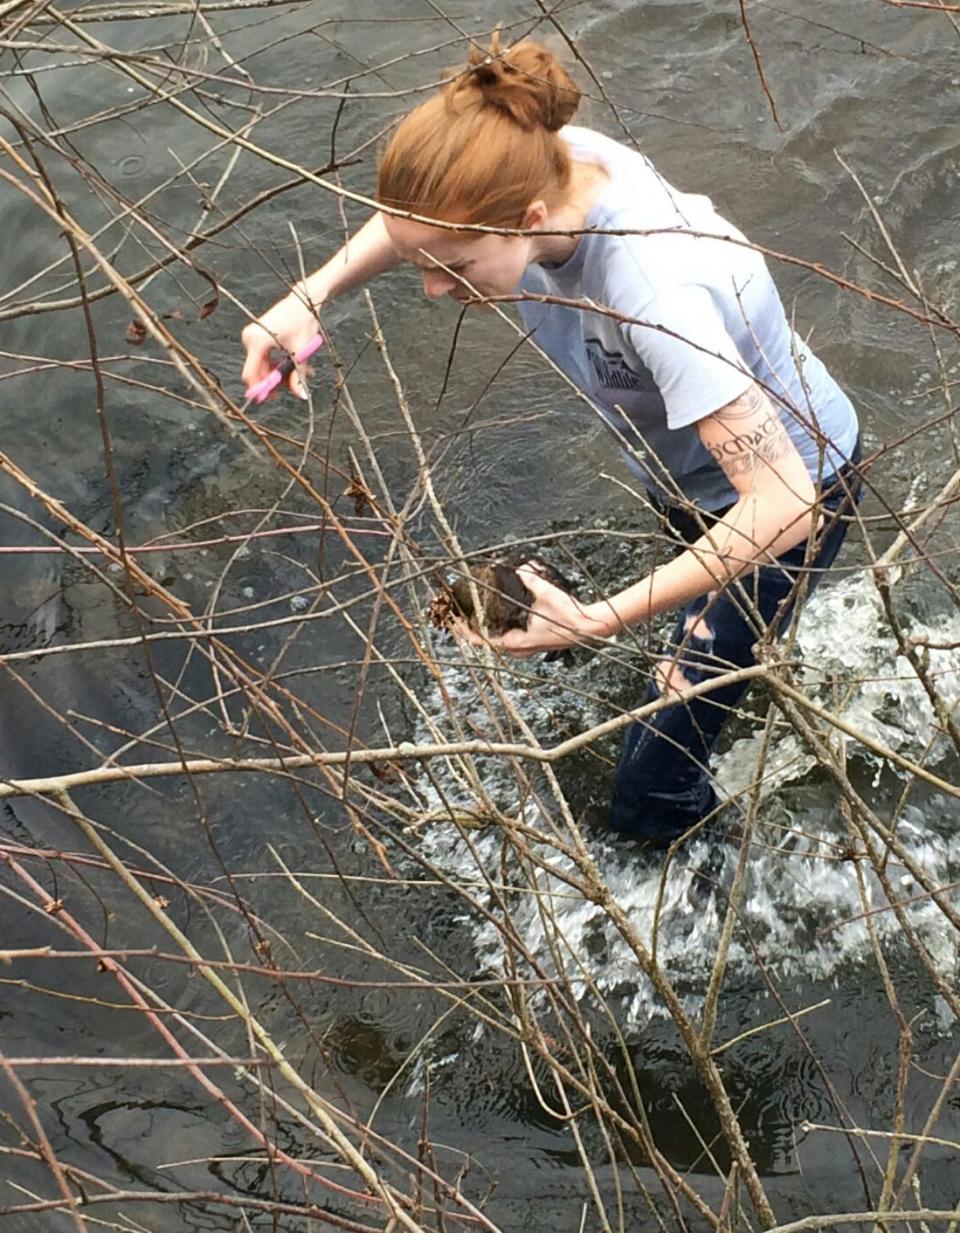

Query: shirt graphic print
[[585, 337, 658, 395]]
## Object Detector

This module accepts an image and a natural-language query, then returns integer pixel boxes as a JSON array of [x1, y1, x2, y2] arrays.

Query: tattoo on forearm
[[707, 410, 793, 477]]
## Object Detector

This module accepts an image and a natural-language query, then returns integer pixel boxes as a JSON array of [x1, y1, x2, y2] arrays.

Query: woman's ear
[[521, 199, 549, 231]]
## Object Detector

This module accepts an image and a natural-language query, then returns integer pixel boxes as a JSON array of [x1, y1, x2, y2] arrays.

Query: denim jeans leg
[[608, 482, 857, 845]]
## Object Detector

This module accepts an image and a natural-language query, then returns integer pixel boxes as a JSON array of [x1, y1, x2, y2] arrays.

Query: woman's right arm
[[240, 212, 401, 398]]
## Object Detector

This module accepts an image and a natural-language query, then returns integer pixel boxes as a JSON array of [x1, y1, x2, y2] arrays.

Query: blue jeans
[[609, 450, 862, 845]]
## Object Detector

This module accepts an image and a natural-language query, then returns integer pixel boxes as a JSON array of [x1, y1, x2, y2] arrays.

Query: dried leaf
[[126, 319, 148, 345], [344, 478, 374, 518], [370, 759, 403, 785], [429, 588, 457, 631], [197, 267, 219, 320]]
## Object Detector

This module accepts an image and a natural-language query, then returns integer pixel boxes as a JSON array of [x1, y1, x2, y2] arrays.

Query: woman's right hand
[[240, 291, 321, 401]]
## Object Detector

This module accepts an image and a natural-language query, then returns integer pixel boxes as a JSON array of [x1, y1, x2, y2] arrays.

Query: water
[[2, 1, 959, 1229], [413, 566, 960, 1008]]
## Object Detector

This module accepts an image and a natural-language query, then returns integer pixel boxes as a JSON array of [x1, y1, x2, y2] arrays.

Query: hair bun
[[457, 36, 580, 132]]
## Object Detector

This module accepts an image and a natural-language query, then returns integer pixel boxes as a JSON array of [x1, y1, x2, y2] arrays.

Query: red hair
[[376, 35, 581, 229]]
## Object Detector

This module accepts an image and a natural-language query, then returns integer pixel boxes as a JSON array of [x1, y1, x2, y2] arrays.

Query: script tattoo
[[706, 386, 793, 478]]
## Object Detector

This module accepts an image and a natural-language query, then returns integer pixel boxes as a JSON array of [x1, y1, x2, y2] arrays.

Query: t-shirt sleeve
[[621, 285, 754, 429]]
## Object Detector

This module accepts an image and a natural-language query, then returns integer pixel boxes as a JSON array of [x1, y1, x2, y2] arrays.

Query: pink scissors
[[244, 333, 324, 406]]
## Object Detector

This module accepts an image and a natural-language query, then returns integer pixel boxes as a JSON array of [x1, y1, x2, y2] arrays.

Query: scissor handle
[[245, 333, 324, 405]]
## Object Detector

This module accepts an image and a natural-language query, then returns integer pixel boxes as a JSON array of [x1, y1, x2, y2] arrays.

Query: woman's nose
[[422, 269, 453, 298]]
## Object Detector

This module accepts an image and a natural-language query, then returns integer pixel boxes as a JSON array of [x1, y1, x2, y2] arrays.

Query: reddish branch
[[737, 0, 784, 131]]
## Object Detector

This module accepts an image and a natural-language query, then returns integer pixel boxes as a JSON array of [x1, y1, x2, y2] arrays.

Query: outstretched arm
[[477, 384, 816, 654], [241, 212, 401, 397]]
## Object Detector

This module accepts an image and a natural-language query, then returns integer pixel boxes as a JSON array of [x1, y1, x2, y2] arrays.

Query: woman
[[241, 36, 861, 846]]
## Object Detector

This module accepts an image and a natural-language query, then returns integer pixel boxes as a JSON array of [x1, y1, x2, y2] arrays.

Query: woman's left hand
[[453, 563, 608, 658]]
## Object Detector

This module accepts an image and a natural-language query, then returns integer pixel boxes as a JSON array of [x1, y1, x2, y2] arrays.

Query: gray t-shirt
[[518, 127, 860, 511]]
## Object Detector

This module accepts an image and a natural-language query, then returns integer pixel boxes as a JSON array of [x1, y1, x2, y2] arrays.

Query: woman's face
[[384, 216, 533, 304]]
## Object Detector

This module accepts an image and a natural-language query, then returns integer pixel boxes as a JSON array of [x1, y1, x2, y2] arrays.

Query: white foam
[[407, 577, 960, 1030]]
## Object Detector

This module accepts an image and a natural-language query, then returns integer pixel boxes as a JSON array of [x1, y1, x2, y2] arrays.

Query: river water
[[1, 1, 959, 1229]]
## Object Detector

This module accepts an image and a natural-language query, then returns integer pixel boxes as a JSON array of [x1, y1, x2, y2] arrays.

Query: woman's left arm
[[482, 384, 817, 654]]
